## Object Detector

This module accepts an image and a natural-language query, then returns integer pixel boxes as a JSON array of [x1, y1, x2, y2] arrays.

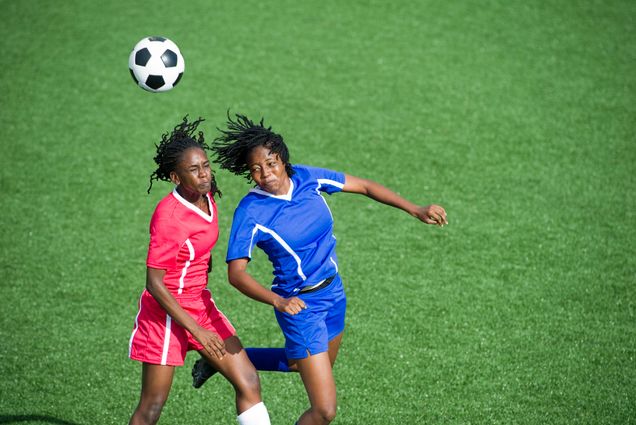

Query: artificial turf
[[0, 0, 634, 423]]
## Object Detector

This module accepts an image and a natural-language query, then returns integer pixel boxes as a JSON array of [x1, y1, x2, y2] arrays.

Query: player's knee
[[236, 369, 262, 398], [135, 400, 164, 425], [314, 403, 337, 423], [140, 397, 166, 424], [246, 370, 262, 395]]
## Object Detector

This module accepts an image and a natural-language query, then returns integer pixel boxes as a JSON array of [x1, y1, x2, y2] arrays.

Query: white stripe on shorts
[[161, 315, 172, 365], [128, 292, 144, 358]]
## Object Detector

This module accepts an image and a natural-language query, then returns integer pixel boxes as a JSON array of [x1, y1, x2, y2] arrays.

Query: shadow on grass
[[0, 415, 81, 425]]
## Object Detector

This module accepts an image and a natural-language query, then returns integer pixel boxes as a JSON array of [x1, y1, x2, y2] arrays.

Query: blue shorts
[[274, 275, 347, 360]]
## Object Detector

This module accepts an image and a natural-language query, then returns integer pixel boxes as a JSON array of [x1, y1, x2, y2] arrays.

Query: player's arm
[[227, 258, 306, 315], [145, 267, 226, 359], [342, 174, 448, 226]]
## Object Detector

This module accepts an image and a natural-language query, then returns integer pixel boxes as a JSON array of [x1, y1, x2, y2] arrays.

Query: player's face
[[247, 145, 289, 195], [171, 147, 212, 197]]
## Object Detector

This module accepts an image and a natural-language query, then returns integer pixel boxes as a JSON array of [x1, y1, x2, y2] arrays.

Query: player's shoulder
[[292, 164, 313, 175], [151, 191, 191, 225], [293, 164, 344, 186], [234, 190, 259, 214], [292, 164, 328, 181], [153, 192, 178, 215]]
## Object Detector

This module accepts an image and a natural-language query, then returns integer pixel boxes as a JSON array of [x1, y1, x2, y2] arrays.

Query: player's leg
[[295, 352, 337, 425], [193, 283, 346, 385], [199, 335, 271, 424], [286, 330, 343, 372], [129, 363, 175, 425], [326, 331, 344, 366]]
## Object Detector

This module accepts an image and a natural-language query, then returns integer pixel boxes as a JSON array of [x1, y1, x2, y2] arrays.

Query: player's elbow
[[227, 259, 250, 289], [145, 268, 164, 295], [227, 269, 242, 288]]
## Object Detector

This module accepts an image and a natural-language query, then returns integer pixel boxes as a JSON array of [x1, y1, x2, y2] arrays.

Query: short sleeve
[[299, 165, 345, 195], [146, 216, 185, 270], [226, 204, 259, 263]]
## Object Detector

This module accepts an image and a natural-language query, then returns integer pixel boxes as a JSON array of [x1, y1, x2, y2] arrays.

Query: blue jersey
[[226, 165, 345, 296]]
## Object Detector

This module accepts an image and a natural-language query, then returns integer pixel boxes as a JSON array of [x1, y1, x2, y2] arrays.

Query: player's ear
[[169, 171, 180, 185]]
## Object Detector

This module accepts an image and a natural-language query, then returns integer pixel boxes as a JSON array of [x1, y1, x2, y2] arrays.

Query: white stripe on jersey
[[249, 224, 307, 281], [330, 256, 338, 273], [161, 315, 172, 365], [316, 178, 344, 190], [177, 239, 195, 295], [316, 179, 342, 220]]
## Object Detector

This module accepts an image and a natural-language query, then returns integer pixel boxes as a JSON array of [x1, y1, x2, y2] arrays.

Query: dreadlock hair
[[212, 112, 295, 182], [147, 115, 221, 198]]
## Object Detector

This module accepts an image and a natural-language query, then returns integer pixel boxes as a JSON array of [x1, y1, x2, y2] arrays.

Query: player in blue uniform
[[193, 114, 447, 425]]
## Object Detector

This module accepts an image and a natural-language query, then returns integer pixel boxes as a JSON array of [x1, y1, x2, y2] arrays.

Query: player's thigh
[[327, 331, 344, 366], [139, 363, 175, 405], [287, 331, 343, 372], [296, 351, 336, 409], [199, 336, 260, 392]]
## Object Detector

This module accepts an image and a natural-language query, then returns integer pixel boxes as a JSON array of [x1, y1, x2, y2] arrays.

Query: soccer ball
[[128, 36, 184, 92]]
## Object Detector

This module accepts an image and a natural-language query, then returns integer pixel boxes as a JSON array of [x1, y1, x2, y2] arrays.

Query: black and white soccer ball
[[128, 36, 184, 93]]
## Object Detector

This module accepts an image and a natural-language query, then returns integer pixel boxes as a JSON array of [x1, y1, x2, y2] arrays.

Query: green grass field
[[1, 0, 634, 424]]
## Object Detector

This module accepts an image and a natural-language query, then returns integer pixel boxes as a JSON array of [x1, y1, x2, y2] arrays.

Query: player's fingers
[[441, 213, 448, 225], [429, 209, 447, 226], [287, 302, 303, 315], [216, 339, 226, 353], [424, 215, 437, 225], [436, 208, 448, 225], [207, 338, 225, 359], [208, 344, 225, 360]]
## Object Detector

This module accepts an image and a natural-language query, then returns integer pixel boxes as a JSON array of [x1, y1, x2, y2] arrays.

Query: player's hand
[[273, 296, 307, 315], [194, 327, 226, 360], [416, 204, 448, 226]]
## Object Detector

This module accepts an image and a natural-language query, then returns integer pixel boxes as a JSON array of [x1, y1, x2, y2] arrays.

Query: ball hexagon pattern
[[128, 36, 184, 93]]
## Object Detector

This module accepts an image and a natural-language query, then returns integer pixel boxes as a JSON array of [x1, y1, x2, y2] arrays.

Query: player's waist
[[272, 273, 339, 297], [142, 286, 209, 300], [298, 274, 337, 294]]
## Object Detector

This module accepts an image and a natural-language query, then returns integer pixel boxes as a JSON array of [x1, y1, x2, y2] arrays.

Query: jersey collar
[[172, 188, 214, 222], [249, 178, 294, 201]]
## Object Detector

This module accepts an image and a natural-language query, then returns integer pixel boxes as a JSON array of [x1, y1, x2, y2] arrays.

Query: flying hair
[[212, 112, 294, 181], [147, 115, 221, 197]]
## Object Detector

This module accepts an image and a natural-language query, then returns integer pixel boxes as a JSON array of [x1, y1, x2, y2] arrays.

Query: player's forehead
[[247, 145, 279, 166], [178, 146, 208, 167]]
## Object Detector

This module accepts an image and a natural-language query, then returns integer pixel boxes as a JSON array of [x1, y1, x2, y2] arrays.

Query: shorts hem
[[285, 327, 345, 360], [129, 355, 185, 367]]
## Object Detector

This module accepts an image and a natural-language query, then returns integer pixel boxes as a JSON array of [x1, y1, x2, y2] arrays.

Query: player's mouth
[[260, 183, 276, 193], [262, 178, 277, 188]]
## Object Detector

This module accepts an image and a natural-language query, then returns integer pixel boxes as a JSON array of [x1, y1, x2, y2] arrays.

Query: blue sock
[[245, 347, 291, 372]]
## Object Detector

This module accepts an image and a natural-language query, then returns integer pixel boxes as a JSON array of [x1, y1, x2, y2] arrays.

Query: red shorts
[[128, 289, 236, 366]]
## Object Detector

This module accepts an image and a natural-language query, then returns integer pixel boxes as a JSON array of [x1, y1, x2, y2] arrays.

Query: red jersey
[[146, 189, 218, 296]]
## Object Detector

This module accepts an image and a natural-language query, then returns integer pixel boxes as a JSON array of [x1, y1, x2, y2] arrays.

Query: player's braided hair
[[212, 112, 294, 182], [147, 116, 221, 197]]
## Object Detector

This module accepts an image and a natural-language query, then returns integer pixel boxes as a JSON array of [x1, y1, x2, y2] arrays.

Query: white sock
[[237, 401, 271, 425]]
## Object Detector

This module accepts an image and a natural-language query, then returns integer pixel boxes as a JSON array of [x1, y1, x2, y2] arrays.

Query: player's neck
[[273, 177, 291, 196], [177, 186, 206, 205]]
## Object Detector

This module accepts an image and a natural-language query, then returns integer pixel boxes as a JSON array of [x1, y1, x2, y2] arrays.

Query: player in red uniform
[[128, 117, 271, 425]]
